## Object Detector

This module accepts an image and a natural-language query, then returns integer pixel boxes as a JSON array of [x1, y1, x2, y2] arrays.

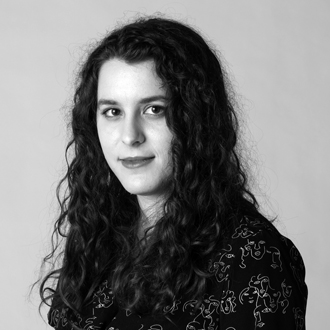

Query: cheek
[[97, 136, 117, 168], [163, 145, 173, 175], [158, 126, 173, 150], [97, 121, 106, 147], [98, 132, 109, 154], [159, 134, 173, 165], [97, 124, 117, 153]]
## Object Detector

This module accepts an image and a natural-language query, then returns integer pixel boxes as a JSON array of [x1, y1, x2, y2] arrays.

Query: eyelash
[[102, 108, 121, 117], [101, 105, 166, 118], [144, 105, 166, 115]]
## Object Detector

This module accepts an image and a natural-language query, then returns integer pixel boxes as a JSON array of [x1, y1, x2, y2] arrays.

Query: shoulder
[[212, 215, 306, 276], [208, 215, 308, 329], [48, 280, 117, 329], [210, 215, 306, 276], [230, 216, 306, 282]]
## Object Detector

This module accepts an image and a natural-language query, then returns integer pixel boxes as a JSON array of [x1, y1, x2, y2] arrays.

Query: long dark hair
[[39, 16, 259, 318]]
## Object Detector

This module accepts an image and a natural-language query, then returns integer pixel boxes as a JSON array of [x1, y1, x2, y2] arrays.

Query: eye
[[102, 108, 122, 117], [144, 105, 165, 116]]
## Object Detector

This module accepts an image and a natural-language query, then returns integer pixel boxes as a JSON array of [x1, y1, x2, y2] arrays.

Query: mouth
[[120, 156, 155, 169]]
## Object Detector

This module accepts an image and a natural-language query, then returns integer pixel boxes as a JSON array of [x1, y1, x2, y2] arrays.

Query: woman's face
[[96, 58, 173, 202]]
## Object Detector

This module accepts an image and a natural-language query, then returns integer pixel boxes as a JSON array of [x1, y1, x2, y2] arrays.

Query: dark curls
[[39, 16, 259, 319]]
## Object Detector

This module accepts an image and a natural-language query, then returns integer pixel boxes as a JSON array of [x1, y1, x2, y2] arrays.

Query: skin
[[96, 58, 173, 230]]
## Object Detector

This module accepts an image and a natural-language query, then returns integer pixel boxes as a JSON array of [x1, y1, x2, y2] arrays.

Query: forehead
[[97, 58, 167, 100]]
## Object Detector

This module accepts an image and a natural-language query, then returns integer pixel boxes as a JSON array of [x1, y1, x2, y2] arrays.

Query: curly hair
[[39, 16, 260, 320]]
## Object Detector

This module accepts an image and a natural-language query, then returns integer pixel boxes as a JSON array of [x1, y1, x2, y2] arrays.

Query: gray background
[[0, 0, 328, 328]]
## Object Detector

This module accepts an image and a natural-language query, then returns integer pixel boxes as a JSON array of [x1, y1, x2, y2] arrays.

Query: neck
[[137, 195, 165, 238]]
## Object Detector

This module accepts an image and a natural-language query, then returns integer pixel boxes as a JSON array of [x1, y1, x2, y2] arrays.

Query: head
[[72, 16, 240, 214]]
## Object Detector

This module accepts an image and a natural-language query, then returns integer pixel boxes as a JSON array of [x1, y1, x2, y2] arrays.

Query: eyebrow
[[97, 95, 169, 108]]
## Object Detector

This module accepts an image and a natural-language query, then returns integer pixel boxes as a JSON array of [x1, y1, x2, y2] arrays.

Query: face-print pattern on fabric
[[209, 245, 235, 283], [239, 240, 284, 271], [183, 295, 220, 330], [220, 290, 236, 315], [54, 310, 84, 330], [232, 224, 259, 239], [239, 239, 266, 268], [48, 216, 307, 330], [269, 246, 283, 271], [239, 274, 292, 328], [163, 299, 181, 315], [94, 280, 114, 309], [290, 245, 306, 293], [293, 307, 305, 330], [48, 307, 69, 329]]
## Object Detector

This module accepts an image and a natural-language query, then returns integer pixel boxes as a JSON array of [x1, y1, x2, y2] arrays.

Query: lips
[[120, 156, 155, 169]]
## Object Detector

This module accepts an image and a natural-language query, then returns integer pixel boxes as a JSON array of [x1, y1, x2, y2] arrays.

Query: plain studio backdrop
[[0, 0, 329, 328]]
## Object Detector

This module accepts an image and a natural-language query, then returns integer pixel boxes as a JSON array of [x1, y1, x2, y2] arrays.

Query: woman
[[40, 17, 307, 329]]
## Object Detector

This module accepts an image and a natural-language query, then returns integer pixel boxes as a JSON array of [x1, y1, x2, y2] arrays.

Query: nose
[[121, 116, 145, 146]]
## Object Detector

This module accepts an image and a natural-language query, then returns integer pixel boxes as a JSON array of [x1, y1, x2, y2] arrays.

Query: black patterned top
[[48, 216, 308, 330]]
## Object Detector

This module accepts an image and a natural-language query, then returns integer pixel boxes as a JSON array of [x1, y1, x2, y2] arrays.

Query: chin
[[121, 183, 153, 196], [121, 182, 167, 199]]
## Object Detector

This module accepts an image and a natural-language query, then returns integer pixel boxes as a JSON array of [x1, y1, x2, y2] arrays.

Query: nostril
[[121, 125, 145, 146]]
